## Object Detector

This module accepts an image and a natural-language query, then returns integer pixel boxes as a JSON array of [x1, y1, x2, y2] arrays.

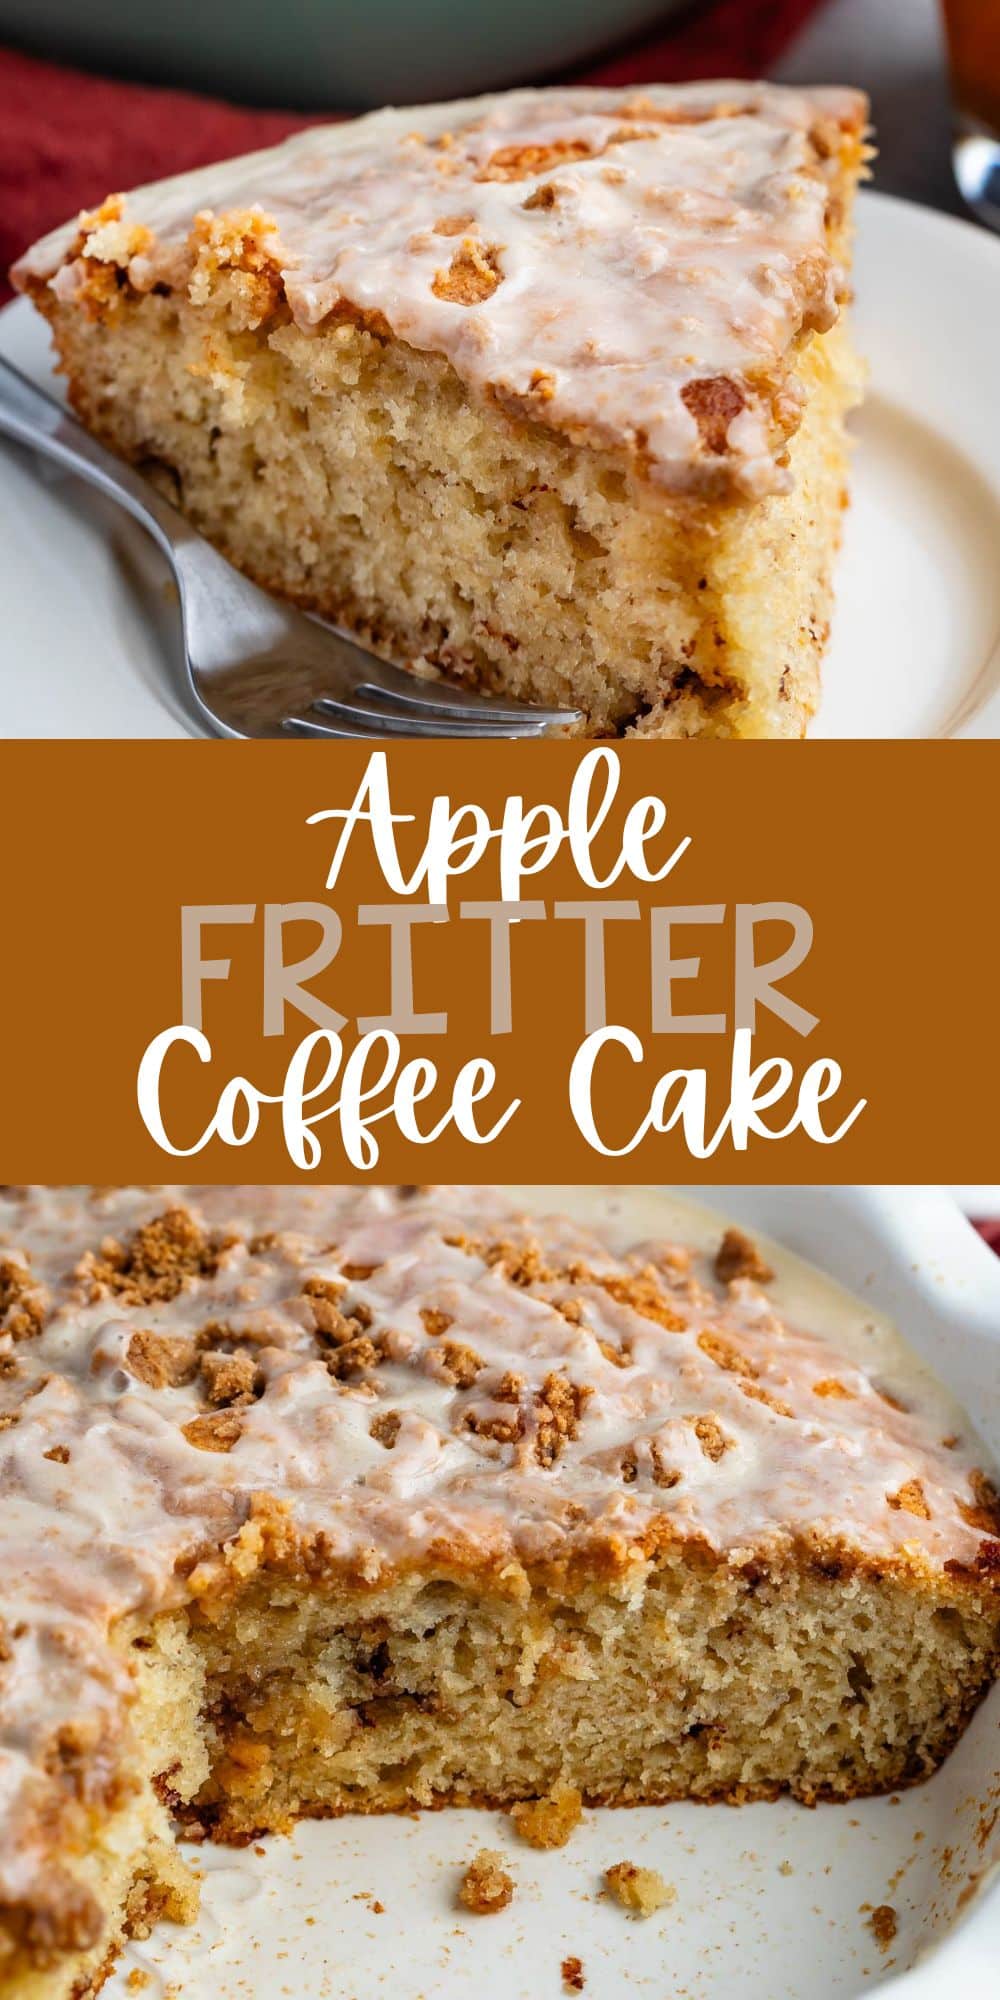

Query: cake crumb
[[778, 1860, 794, 1876], [605, 1862, 676, 1918], [561, 1956, 585, 1991], [458, 1849, 515, 1914], [126, 1975, 151, 1993], [510, 1783, 583, 1849], [869, 1904, 897, 1949], [714, 1227, 774, 1285]]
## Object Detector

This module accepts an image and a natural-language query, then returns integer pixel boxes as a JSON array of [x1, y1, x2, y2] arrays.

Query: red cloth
[[0, 0, 825, 293], [975, 1219, 1000, 1258]]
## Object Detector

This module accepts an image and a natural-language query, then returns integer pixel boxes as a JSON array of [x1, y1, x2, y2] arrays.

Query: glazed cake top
[[15, 82, 867, 498], [1, 1183, 997, 1906]]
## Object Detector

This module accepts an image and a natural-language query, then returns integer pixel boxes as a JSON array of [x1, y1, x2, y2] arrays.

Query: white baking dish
[[107, 1187, 1000, 2000]]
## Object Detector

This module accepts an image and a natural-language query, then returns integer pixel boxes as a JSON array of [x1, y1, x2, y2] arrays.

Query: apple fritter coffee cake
[[12, 83, 868, 738], [1, 1185, 996, 1998]]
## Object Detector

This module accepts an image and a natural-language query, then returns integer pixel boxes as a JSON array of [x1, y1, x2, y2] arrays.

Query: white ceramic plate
[[1, 191, 1000, 739], [102, 1187, 1000, 2000]]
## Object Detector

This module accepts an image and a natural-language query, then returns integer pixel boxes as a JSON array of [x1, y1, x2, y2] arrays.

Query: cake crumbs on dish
[[561, 1956, 585, 1991], [604, 1862, 676, 1917], [868, 1903, 898, 1949], [458, 1850, 515, 1915], [510, 1783, 583, 1848]]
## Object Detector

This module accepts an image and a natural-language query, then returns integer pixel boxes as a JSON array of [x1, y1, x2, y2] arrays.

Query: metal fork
[[0, 355, 579, 740]]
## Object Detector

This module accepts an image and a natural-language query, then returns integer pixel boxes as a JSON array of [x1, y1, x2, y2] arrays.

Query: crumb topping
[[458, 1848, 514, 1914], [15, 81, 868, 499], [714, 1227, 775, 1286], [869, 1903, 897, 1949], [0, 1255, 47, 1345], [510, 1782, 583, 1848], [76, 1209, 231, 1306], [888, 1479, 931, 1520], [431, 237, 503, 304], [605, 1861, 676, 1917]]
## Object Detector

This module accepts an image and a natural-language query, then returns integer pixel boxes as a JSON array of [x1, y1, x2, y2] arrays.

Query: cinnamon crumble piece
[[181, 1408, 245, 1454], [463, 1370, 525, 1445], [739, 1381, 794, 1419], [449, 1234, 556, 1285], [958, 1471, 1000, 1536], [432, 240, 503, 304], [597, 1337, 630, 1368], [0, 1257, 45, 1341], [534, 1373, 593, 1466], [561, 1957, 585, 1991], [370, 1409, 402, 1449], [594, 1269, 686, 1332], [477, 139, 594, 180], [420, 1305, 453, 1337], [43, 1444, 70, 1464], [813, 1377, 853, 1399], [458, 1849, 515, 1914], [199, 1349, 259, 1406], [605, 1862, 676, 1917], [869, 1904, 897, 1949], [689, 1414, 732, 1461], [875, 1385, 907, 1413], [435, 1341, 483, 1387], [698, 1329, 757, 1377], [302, 1274, 348, 1322], [524, 181, 560, 210], [887, 1480, 931, 1520], [79, 1210, 230, 1306], [681, 376, 748, 457], [510, 1782, 582, 1848], [323, 1335, 382, 1381], [305, 1281, 382, 1378], [125, 1329, 198, 1390], [621, 1438, 681, 1486], [713, 1228, 775, 1286]]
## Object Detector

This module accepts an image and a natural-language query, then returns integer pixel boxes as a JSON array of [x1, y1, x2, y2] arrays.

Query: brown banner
[[0, 740, 993, 1181]]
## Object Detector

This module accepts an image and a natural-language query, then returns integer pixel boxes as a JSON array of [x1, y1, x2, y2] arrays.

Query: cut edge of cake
[[5, 1519, 999, 2000]]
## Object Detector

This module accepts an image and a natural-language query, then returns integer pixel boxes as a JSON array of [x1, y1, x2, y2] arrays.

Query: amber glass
[[942, 0, 1000, 131], [941, 0, 1000, 224]]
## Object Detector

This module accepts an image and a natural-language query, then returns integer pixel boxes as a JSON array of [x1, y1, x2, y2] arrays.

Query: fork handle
[[0, 353, 296, 671], [0, 353, 195, 564]]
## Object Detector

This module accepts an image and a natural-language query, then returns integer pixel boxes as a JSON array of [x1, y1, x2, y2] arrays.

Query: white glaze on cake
[[14, 83, 867, 498], [0, 1183, 995, 1910]]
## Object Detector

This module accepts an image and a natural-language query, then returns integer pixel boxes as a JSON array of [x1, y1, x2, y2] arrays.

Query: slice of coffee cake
[[12, 83, 868, 738], [1, 1186, 997, 1998]]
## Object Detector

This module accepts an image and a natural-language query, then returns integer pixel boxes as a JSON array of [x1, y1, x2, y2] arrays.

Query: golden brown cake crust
[[13, 83, 868, 500]]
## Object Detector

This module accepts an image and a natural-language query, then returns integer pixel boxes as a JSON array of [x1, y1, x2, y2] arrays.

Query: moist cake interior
[[1, 1186, 997, 2000]]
